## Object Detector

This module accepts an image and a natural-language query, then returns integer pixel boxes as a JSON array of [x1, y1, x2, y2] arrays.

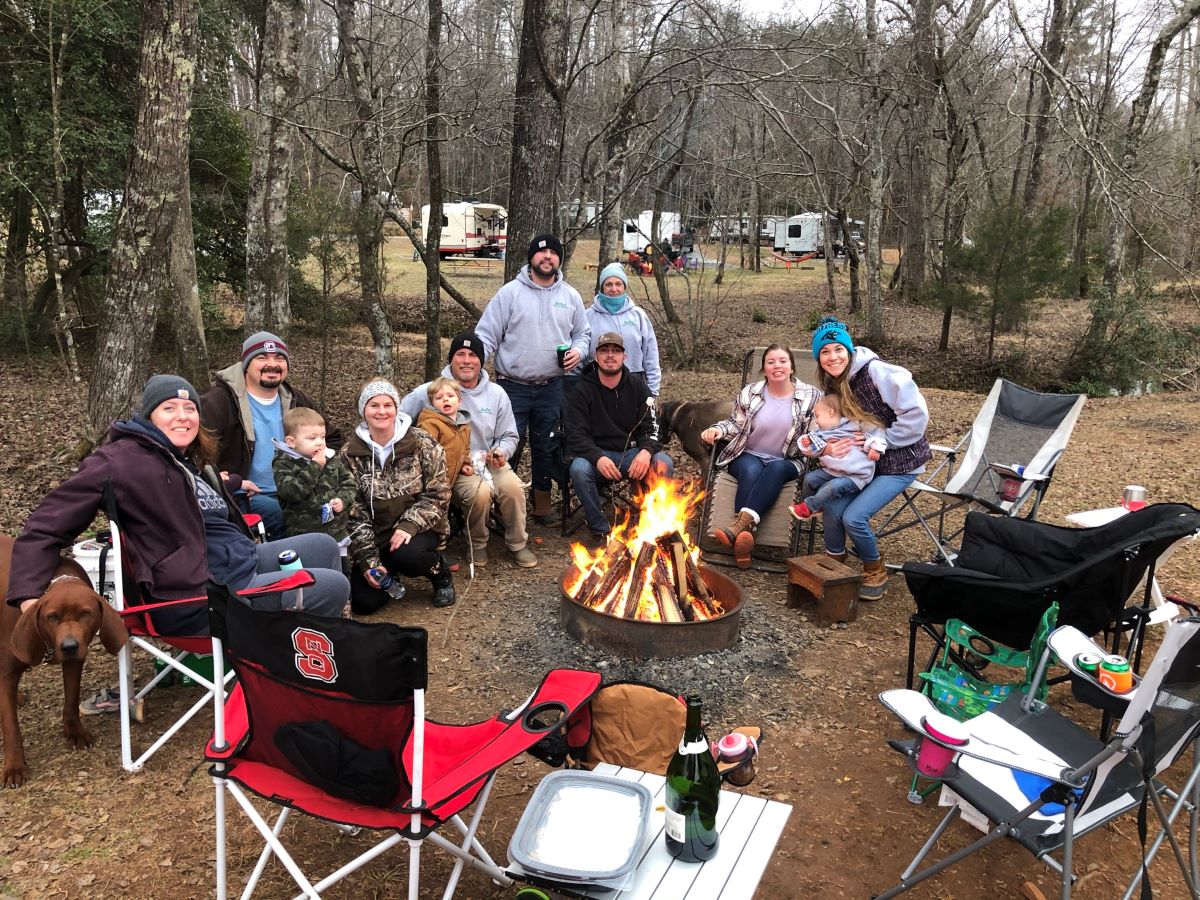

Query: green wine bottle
[[664, 693, 720, 862]]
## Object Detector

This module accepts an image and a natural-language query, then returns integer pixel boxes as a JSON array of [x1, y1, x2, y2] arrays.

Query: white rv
[[420, 202, 507, 258], [622, 210, 681, 253], [773, 213, 826, 256]]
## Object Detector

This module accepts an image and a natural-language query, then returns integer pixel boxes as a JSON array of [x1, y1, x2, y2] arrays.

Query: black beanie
[[527, 233, 564, 264], [140, 374, 199, 419], [447, 331, 485, 366]]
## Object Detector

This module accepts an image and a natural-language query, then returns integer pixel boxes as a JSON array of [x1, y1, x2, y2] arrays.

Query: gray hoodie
[[578, 297, 662, 395], [845, 346, 929, 455], [399, 367, 519, 459], [476, 266, 590, 381]]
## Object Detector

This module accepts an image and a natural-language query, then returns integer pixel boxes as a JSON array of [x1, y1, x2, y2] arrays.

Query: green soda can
[[1076, 652, 1102, 675]]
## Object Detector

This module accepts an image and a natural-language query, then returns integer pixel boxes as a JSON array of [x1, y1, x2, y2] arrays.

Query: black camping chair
[[903, 503, 1200, 692], [695, 347, 818, 573]]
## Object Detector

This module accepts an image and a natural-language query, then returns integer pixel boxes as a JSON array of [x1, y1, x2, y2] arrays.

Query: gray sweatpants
[[245, 533, 351, 618]]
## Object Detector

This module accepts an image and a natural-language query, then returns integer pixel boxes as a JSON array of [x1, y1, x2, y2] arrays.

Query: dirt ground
[[1, 255, 1199, 899]]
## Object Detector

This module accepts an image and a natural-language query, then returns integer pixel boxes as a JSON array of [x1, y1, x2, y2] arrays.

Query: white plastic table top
[[567, 762, 793, 899]]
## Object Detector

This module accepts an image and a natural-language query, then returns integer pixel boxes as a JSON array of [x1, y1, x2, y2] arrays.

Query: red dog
[[1, 534, 128, 787]]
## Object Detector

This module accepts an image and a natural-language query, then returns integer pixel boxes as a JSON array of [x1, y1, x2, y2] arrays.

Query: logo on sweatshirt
[[478, 405, 493, 415], [553, 300, 570, 311]]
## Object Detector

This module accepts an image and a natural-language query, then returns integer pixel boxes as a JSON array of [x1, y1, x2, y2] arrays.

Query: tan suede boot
[[733, 519, 757, 569], [860, 558, 888, 600], [825, 550, 848, 564], [531, 489, 560, 526], [710, 510, 755, 548]]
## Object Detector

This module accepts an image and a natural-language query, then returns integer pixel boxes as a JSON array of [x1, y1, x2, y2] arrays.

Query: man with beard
[[399, 331, 536, 568], [200, 331, 342, 541], [476, 234, 590, 526], [566, 332, 673, 546]]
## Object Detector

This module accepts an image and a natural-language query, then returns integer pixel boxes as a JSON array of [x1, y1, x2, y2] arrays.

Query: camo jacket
[[340, 424, 450, 573], [272, 450, 358, 541]]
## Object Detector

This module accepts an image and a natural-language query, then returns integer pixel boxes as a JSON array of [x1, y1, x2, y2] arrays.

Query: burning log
[[624, 543, 658, 619], [649, 554, 685, 623], [574, 539, 631, 608], [684, 552, 721, 619]]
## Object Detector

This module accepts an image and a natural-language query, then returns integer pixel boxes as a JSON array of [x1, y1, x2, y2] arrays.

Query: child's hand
[[461, 463, 474, 476], [868, 448, 880, 461], [329, 498, 344, 513], [311, 448, 327, 466]]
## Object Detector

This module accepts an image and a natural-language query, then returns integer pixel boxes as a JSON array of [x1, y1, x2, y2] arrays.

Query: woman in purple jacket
[[6, 376, 351, 639]]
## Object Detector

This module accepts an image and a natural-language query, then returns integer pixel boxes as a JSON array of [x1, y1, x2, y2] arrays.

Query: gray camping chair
[[876, 379, 1086, 564], [876, 617, 1200, 899], [696, 347, 817, 573]]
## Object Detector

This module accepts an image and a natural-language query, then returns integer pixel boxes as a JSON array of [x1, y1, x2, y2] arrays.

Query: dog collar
[[48, 574, 87, 587]]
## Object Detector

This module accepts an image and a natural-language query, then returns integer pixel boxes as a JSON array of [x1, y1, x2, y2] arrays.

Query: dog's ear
[[96, 596, 129, 654], [11, 602, 48, 667]]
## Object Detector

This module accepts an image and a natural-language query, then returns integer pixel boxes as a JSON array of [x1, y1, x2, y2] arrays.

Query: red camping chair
[[104, 481, 312, 773], [205, 585, 601, 899]]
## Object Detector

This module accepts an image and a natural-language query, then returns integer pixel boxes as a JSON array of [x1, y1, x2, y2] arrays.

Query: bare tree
[[424, 0, 445, 380]]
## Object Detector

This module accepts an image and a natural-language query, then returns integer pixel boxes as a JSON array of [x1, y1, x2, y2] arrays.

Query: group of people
[[5, 229, 930, 715]]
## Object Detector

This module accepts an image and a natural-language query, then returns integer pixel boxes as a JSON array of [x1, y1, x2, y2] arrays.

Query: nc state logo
[[292, 627, 338, 683]]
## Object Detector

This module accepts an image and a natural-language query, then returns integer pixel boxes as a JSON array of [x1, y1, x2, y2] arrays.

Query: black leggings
[[350, 531, 442, 615]]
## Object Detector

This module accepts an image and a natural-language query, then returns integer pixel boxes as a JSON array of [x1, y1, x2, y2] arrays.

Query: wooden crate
[[787, 554, 861, 625]]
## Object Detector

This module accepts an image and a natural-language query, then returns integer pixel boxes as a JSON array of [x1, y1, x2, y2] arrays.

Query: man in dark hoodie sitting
[[566, 332, 674, 545]]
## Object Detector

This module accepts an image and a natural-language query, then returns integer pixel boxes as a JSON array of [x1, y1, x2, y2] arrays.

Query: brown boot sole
[[733, 531, 755, 568]]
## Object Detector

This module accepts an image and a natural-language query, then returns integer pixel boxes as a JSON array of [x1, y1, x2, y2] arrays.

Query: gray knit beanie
[[140, 375, 199, 419], [357, 379, 401, 417], [241, 331, 290, 371]]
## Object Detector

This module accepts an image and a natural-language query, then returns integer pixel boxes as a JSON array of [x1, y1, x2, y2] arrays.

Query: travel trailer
[[420, 202, 507, 257], [773, 212, 826, 256], [622, 210, 682, 253]]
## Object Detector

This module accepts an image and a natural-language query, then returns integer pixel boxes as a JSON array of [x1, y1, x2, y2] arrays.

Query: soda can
[[1075, 652, 1102, 675], [1099, 654, 1133, 693]]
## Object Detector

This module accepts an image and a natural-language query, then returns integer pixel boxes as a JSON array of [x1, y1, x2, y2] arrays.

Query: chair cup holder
[[1070, 671, 1136, 715], [913, 715, 969, 779]]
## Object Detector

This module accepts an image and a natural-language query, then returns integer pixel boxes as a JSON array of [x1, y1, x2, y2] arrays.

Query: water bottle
[[369, 567, 407, 601], [664, 694, 720, 862], [278, 550, 303, 572]]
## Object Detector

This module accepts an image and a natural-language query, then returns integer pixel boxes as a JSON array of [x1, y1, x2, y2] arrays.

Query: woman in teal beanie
[[575, 262, 661, 396]]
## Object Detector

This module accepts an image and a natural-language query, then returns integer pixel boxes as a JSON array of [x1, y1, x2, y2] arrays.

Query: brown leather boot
[[710, 510, 755, 548], [825, 550, 848, 564], [531, 489, 560, 526], [860, 557, 888, 600], [733, 519, 757, 569]]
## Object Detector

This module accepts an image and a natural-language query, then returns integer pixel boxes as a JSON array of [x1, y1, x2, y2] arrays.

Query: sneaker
[[789, 502, 816, 520], [80, 687, 145, 723], [508, 546, 539, 568]]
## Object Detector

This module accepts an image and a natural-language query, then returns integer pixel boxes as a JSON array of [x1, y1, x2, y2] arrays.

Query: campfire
[[564, 475, 723, 623]]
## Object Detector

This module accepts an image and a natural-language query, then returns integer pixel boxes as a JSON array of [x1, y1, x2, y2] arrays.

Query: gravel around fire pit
[[485, 561, 815, 728]]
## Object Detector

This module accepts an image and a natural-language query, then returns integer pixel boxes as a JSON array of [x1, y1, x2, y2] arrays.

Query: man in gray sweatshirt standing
[[476, 233, 590, 525]]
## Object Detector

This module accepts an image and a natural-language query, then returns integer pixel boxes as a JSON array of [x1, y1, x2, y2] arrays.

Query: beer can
[[1075, 652, 1102, 675], [1099, 654, 1133, 693]]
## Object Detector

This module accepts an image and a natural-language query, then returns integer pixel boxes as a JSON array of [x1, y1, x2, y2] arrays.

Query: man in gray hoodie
[[400, 332, 536, 568], [476, 233, 590, 526]]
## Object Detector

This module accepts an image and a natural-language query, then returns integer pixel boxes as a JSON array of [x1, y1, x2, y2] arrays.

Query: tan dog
[[1, 534, 128, 787]]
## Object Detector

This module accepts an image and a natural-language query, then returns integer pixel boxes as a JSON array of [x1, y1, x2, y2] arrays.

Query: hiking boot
[[825, 550, 848, 564], [860, 558, 888, 601], [734, 526, 756, 569], [710, 510, 755, 548], [585, 532, 609, 553], [470, 547, 488, 567], [80, 686, 144, 724], [508, 546, 538, 568], [789, 502, 817, 520], [430, 555, 457, 607], [531, 490, 561, 527]]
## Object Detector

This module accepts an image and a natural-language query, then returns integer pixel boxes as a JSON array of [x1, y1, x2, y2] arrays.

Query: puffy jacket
[[416, 408, 473, 481]]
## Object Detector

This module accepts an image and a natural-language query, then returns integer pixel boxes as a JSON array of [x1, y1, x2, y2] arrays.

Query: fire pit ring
[[559, 564, 743, 658]]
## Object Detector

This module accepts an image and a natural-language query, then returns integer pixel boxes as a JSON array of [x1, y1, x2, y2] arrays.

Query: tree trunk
[[597, 0, 634, 272], [1022, 0, 1068, 209], [650, 89, 699, 322], [837, 207, 861, 312], [899, 0, 936, 300], [821, 212, 837, 311], [334, 0, 395, 379], [87, 0, 197, 439], [423, 0, 445, 381], [2, 188, 32, 311], [167, 165, 210, 385], [244, 0, 305, 336], [864, 0, 885, 345], [505, 0, 568, 282]]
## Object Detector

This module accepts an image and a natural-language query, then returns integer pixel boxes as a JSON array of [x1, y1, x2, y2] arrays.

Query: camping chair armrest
[[1048, 626, 1145, 709], [235, 570, 316, 596], [928, 443, 955, 455], [880, 689, 1076, 784]]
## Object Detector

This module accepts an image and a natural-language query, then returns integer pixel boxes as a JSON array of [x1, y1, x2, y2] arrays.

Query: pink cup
[[916, 713, 969, 778]]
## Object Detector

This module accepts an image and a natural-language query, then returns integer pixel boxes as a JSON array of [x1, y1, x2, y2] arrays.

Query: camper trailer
[[622, 210, 681, 253], [773, 212, 826, 256], [420, 202, 507, 258]]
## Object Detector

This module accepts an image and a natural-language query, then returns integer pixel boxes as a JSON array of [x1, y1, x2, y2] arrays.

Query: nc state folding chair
[[696, 347, 817, 572], [876, 379, 1086, 564], [876, 616, 1200, 899], [902, 504, 1200, 692], [205, 584, 601, 899]]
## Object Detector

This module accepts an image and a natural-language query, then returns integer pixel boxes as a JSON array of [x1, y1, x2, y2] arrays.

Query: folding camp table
[[568, 763, 793, 899]]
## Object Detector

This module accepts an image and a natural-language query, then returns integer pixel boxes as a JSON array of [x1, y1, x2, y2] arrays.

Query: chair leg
[[226, 787, 320, 899], [215, 778, 227, 900], [118, 642, 136, 772]]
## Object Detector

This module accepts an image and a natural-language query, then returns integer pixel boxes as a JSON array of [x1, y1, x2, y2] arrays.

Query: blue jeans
[[726, 453, 800, 518], [820, 472, 916, 562], [499, 377, 564, 492], [240, 491, 285, 542], [802, 469, 860, 513], [569, 450, 674, 536]]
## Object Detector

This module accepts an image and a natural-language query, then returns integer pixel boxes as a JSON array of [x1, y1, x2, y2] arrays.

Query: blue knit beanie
[[811, 316, 855, 360]]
